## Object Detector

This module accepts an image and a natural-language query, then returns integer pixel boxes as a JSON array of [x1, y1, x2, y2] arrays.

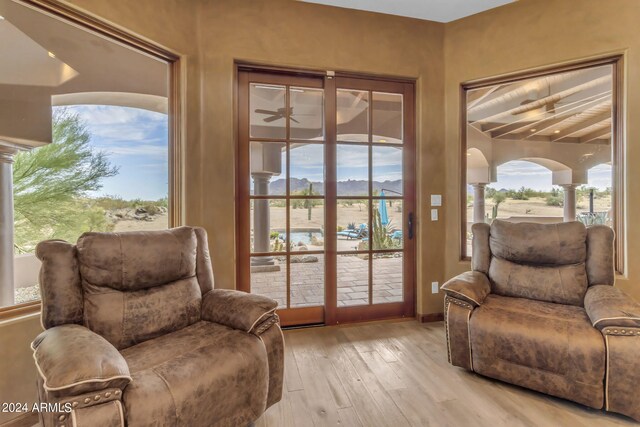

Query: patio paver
[[251, 254, 404, 308]]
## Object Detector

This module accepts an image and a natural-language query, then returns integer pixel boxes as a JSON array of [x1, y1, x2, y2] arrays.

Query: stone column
[[471, 183, 487, 224], [561, 184, 577, 222], [251, 173, 274, 266], [0, 148, 15, 307]]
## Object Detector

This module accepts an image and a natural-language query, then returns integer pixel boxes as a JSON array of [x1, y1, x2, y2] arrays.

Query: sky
[[54, 105, 169, 201], [52, 106, 608, 199], [260, 143, 403, 183], [487, 160, 612, 191]]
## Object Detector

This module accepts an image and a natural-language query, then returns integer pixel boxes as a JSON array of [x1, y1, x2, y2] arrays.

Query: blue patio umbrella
[[378, 190, 389, 226]]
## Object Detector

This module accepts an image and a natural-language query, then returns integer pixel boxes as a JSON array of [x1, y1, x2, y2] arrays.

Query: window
[[0, 0, 176, 311], [461, 59, 623, 273]]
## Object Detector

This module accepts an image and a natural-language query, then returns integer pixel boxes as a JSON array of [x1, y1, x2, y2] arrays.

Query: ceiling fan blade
[[290, 117, 300, 124], [263, 115, 283, 123], [255, 109, 280, 115]]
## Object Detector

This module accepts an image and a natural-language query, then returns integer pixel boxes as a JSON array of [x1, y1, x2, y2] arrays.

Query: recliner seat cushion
[[488, 257, 588, 306], [120, 321, 269, 427], [469, 294, 605, 409], [83, 277, 202, 349]]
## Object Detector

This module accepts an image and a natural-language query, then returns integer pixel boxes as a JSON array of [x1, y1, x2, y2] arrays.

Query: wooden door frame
[[236, 65, 417, 326]]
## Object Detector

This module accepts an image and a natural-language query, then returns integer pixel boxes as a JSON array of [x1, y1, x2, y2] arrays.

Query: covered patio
[[466, 64, 613, 225]]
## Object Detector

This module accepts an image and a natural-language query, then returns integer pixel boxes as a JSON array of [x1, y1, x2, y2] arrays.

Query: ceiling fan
[[515, 98, 557, 115], [513, 80, 557, 116], [255, 107, 302, 123]]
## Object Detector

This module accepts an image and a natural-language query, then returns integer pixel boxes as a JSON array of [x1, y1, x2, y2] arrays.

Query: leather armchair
[[442, 220, 640, 421], [32, 227, 284, 427]]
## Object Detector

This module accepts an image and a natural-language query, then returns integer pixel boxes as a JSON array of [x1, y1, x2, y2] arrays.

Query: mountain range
[[269, 178, 402, 195]]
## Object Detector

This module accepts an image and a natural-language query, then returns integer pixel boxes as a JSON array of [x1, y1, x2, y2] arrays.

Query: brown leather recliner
[[31, 227, 284, 427], [442, 220, 640, 421]]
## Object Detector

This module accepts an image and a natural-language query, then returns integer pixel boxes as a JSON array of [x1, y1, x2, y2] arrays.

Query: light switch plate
[[431, 282, 439, 294], [431, 194, 442, 206], [431, 208, 438, 221]]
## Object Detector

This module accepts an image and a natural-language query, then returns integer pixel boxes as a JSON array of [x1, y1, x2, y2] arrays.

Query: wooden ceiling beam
[[487, 94, 610, 138], [472, 75, 611, 124], [551, 111, 611, 141], [467, 85, 502, 109], [493, 133, 580, 142], [493, 133, 610, 145], [490, 112, 578, 139], [480, 90, 610, 133], [579, 126, 611, 144]]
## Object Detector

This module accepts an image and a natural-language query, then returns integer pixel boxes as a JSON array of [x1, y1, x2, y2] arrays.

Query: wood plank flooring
[[256, 320, 637, 427]]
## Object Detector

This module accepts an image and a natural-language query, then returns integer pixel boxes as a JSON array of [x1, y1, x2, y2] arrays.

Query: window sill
[[0, 301, 41, 322]]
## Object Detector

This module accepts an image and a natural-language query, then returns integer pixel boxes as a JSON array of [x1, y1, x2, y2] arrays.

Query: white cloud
[[487, 160, 612, 191], [105, 144, 168, 158], [67, 105, 165, 125], [60, 105, 168, 144], [496, 161, 552, 178], [336, 145, 402, 168], [375, 172, 402, 181]]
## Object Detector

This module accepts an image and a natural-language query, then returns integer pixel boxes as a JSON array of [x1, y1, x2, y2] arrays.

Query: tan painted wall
[[0, 314, 42, 425], [444, 0, 640, 299]]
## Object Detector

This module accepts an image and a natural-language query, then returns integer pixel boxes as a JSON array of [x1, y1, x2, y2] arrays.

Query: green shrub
[[510, 186, 530, 200], [546, 195, 563, 207]]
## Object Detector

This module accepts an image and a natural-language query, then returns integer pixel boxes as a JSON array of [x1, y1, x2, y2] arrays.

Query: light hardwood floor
[[256, 320, 637, 427]]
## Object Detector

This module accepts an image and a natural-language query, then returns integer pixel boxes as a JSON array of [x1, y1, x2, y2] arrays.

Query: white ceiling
[[299, 0, 516, 23]]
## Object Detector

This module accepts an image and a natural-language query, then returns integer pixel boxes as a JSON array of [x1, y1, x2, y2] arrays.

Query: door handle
[[408, 212, 414, 240]]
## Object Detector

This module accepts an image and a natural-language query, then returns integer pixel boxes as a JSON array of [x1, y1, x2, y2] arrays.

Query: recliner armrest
[[584, 285, 640, 331], [31, 325, 131, 397], [441, 271, 491, 307], [201, 289, 278, 335]]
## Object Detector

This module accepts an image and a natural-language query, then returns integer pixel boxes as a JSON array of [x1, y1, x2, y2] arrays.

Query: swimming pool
[[278, 230, 324, 245]]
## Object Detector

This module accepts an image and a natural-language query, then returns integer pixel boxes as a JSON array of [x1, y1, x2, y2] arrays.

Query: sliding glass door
[[238, 70, 415, 326]]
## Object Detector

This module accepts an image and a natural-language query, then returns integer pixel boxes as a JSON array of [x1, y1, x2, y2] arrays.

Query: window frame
[[0, 0, 183, 320], [459, 55, 625, 275]]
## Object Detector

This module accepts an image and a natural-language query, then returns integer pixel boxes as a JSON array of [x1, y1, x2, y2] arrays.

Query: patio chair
[[337, 223, 367, 240]]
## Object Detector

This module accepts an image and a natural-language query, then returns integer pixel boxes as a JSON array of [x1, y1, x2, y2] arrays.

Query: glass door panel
[[250, 84, 286, 139], [239, 71, 326, 326], [372, 92, 403, 143], [332, 77, 415, 324], [290, 143, 325, 195], [337, 89, 369, 142], [290, 87, 324, 140]]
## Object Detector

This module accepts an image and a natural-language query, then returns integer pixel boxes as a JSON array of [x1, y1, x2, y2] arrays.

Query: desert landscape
[[467, 194, 612, 221]]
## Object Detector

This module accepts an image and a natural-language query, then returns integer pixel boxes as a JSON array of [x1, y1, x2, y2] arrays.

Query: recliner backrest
[[471, 220, 614, 307], [78, 227, 201, 349], [36, 226, 216, 350]]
